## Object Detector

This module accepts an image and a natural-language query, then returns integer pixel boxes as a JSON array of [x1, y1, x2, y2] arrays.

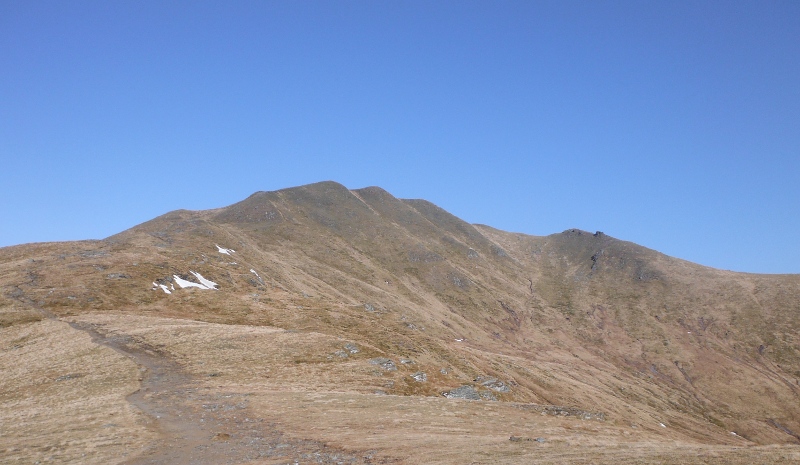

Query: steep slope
[[2, 181, 799, 463]]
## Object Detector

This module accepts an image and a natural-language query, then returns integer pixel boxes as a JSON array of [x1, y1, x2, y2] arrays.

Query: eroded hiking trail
[[68, 321, 382, 465]]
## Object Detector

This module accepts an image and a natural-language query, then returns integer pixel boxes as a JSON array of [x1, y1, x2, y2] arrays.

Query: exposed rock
[[443, 385, 480, 400], [512, 403, 606, 421], [344, 343, 359, 354], [369, 357, 397, 371], [590, 250, 603, 271], [509, 436, 544, 443], [475, 376, 510, 393], [407, 247, 443, 263], [106, 273, 130, 279]]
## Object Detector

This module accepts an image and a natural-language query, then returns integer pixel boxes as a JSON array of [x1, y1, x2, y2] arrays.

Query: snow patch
[[216, 244, 235, 255], [174, 275, 210, 290], [158, 272, 220, 292], [250, 269, 261, 279], [152, 281, 172, 294], [659, 423, 667, 428], [190, 271, 218, 290]]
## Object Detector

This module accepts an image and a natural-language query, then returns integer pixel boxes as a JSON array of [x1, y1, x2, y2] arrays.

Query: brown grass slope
[[2, 180, 800, 463]]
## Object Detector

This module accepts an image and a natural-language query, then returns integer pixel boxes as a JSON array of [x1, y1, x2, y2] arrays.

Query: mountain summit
[[2, 181, 800, 464]]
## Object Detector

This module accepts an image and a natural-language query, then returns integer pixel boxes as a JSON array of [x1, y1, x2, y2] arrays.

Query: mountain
[[2, 181, 799, 464]]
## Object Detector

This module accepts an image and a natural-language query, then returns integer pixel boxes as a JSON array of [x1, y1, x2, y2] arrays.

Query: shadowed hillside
[[2, 181, 799, 464]]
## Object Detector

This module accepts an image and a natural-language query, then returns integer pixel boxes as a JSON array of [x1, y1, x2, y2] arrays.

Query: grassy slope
[[2, 181, 800, 461]]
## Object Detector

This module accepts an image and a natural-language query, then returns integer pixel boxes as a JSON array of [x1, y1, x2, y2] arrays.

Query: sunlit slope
[[2, 180, 799, 446]]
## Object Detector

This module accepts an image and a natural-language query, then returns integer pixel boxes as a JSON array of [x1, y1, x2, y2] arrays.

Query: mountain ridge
[[2, 181, 800, 464]]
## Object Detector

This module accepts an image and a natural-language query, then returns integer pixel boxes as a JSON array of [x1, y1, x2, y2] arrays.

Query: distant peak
[[278, 180, 349, 193], [559, 229, 610, 240], [307, 180, 348, 189], [561, 228, 591, 236], [354, 186, 390, 195]]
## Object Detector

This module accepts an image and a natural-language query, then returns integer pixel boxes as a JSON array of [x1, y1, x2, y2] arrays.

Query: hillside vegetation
[[2, 181, 799, 464]]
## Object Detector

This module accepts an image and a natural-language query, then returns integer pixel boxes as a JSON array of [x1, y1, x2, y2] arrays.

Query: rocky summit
[[2, 181, 800, 464]]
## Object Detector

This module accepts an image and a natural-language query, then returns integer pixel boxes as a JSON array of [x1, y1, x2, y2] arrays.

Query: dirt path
[[67, 320, 380, 465]]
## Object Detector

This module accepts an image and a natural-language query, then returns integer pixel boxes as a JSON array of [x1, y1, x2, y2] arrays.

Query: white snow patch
[[731, 431, 737, 436], [152, 281, 172, 294], [174, 275, 210, 290], [216, 244, 235, 255], [190, 271, 218, 290], [250, 269, 261, 279], [659, 423, 667, 428]]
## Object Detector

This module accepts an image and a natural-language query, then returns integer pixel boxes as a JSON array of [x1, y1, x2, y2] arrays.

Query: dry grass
[[0, 319, 154, 464], [2, 181, 800, 463], [40, 313, 800, 464]]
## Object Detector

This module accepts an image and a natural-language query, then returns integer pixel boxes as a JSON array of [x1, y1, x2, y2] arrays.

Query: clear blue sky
[[2, 1, 798, 273]]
